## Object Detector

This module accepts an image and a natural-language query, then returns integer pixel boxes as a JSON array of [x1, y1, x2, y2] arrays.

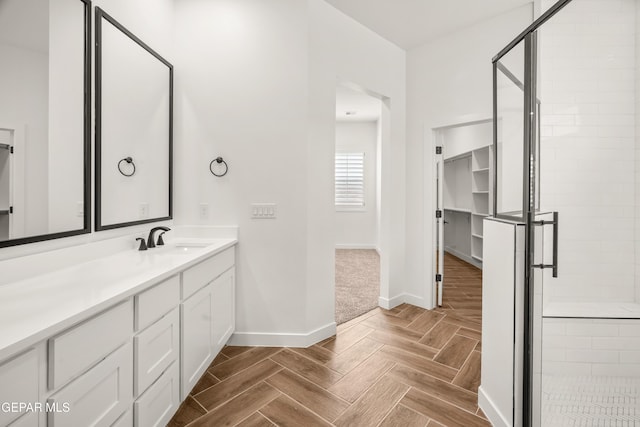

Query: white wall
[[173, 0, 309, 338], [405, 4, 533, 309], [173, 0, 405, 342], [335, 121, 378, 248]]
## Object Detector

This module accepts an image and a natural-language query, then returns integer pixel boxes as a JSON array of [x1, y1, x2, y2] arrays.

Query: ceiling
[[336, 85, 381, 122], [324, 0, 532, 50]]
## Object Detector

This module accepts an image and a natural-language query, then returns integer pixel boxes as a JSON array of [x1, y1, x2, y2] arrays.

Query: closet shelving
[[444, 145, 492, 267]]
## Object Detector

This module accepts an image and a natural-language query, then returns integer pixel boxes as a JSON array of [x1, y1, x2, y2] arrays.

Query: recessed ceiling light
[[345, 111, 357, 116]]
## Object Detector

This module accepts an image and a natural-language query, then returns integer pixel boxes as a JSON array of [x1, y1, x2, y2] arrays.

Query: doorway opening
[[334, 84, 382, 325], [433, 119, 492, 309]]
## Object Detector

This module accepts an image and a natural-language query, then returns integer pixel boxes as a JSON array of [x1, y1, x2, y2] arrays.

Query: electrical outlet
[[139, 203, 149, 218], [251, 203, 277, 219], [199, 203, 210, 220]]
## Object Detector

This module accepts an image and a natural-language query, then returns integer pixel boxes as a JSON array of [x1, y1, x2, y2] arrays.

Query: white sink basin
[[155, 241, 215, 254]]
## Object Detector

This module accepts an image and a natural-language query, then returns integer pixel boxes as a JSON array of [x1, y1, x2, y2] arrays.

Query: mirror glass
[[95, 8, 172, 230], [0, 0, 90, 247]]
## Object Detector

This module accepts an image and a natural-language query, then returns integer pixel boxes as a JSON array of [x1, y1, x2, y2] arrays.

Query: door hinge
[[436, 210, 442, 218], [435, 274, 442, 282], [10, 146, 13, 154], [435, 146, 442, 155], [9, 206, 13, 214]]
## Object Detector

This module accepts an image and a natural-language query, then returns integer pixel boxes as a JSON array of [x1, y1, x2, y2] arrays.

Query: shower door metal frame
[[492, 1, 574, 426]]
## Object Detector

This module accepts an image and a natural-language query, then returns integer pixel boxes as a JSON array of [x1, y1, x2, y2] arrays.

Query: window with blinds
[[335, 152, 365, 208]]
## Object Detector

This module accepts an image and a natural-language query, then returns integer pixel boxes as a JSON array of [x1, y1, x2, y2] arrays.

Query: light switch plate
[[251, 203, 276, 219]]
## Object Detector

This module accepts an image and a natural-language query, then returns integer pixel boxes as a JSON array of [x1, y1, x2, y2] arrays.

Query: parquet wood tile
[[333, 375, 409, 427], [191, 372, 220, 395], [190, 382, 281, 427], [209, 347, 282, 381], [433, 335, 478, 369], [323, 337, 382, 374], [270, 349, 343, 388], [379, 404, 429, 427], [167, 397, 206, 427], [377, 345, 458, 382], [236, 412, 275, 427], [452, 350, 482, 393], [290, 344, 335, 364], [401, 388, 490, 427], [170, 252, 485, 427], [259, 394, 333, 427], [328, 353, 396, 403], [265, 369, 350, 422], [387, 364, 479, 413], [195, 359, 283, 411], [368, 330, 439, 359], [321, 323, 373, 354], [406, 310, 445, 334], [418, 321, 460, 349]]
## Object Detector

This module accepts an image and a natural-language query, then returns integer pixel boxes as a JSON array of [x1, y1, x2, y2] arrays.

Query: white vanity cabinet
[[0, 241, 236, 427]]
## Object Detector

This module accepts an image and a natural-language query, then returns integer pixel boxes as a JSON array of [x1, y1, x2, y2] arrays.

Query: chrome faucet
[[147, 226, 171, 248]]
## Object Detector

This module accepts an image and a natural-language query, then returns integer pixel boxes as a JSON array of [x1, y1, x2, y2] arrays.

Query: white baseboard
[[378, 294, 406, 310], [478, 385, 510, 427], [228, 322, 336, 348], [403, 293, 429, 309], [335, 244, 378, 250], [379, 293, 429, 310]]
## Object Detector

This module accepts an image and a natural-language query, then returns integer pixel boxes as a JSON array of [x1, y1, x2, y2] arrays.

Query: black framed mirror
[[0, 0, 91, 248], [95, 7, 173, 231]]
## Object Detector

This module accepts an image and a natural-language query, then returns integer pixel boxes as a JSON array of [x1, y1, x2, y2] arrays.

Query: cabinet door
[[180, 283, 214, 399], [212, 269, 235, 356], [47, 342, 132, 427], [0, 349, 39, 426]]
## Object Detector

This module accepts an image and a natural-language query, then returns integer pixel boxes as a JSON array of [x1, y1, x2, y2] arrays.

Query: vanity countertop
[[0, 237, 237, 361]]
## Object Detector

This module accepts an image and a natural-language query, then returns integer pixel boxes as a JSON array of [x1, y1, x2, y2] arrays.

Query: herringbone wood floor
[[168, 253, 487, 427]]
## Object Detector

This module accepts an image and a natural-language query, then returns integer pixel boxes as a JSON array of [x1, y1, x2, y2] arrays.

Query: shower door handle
[[531, 211, 558, 278]]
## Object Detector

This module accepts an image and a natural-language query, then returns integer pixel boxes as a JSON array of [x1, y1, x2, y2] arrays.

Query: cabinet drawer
[[134, 308, 179, 396], [182, 247, 234, 299], [7, 412, 38, 427], [111, 410, 133, 427], [134, 362, 179, 427], [135, 275, 180, 331], [48, 342, 133, 427], [0, 349, 38, 426], [48, 299, 133, 390]]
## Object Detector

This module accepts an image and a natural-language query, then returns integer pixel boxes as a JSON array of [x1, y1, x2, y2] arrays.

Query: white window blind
[[335, 152, 365, 207]]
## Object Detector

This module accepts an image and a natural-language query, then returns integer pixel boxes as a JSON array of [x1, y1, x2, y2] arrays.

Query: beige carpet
[[335, 249, 380, 324]]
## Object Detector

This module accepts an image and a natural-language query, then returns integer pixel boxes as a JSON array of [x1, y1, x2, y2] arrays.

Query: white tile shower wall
[[539, 0, 637, 303], [542, 318, 640, 376]]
